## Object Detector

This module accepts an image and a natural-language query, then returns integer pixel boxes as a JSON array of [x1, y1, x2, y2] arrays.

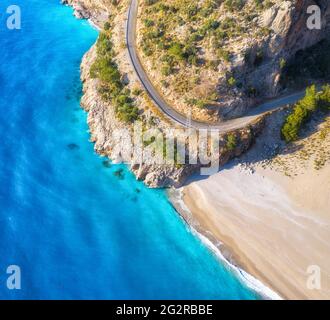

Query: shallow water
[[0, 0, 257, 299]]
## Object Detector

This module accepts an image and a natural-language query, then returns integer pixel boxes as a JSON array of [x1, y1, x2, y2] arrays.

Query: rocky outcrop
[[61, 0, 110, 27], [79, 46, 194, 188], [225, 0, 330, 119], [80, 45, 265, 188]]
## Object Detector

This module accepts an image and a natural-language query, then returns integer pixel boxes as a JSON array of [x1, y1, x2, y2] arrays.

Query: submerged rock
[[67, 143, 79, 150], [113, 168, 124, 180], [102, 160, 111, 168]]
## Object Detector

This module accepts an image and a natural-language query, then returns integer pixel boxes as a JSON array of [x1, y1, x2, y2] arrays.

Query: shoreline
[[169, 188, 283, 300], [170, 110, 330, 300], [174, 162, 330, 300]]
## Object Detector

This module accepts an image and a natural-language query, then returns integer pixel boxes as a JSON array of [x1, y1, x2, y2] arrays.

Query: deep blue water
[[0, 0, 257, 299]]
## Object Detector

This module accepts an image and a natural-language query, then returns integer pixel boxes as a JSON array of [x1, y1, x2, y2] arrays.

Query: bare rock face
[[266, 0, 329, 55], [222, 0, 330, 119], [131, 164, 201, 189], [260, 6, 278, 28], [265, 1, 294, 37], [61, 0, 109, 27]]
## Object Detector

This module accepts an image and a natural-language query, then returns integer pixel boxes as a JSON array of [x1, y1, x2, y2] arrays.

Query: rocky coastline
[[80, 43, 266, 188], [63, 0, 267, 188]]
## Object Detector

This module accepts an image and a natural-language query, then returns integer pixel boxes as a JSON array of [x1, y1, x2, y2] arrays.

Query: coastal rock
[[62, 0, 109, 27], [79, 45, 265, 188], [61, 0, 90, 19]]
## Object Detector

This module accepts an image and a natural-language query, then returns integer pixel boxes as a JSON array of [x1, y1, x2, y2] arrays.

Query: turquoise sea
[[0, 0, 258, 299]]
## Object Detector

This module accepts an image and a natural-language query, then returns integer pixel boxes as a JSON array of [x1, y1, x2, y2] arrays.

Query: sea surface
[[0, 0, 258, 299]]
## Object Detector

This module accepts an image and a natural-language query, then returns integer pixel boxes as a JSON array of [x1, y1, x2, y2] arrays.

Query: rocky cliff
[[62, 0, 110, 25], [241, 0, 330, 100], [80, 44, 265, 188]]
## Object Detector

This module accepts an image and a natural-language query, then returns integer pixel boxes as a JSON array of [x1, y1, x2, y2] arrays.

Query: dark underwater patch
[[67, 143, 79, 150], [102, 160, 112, 168], [113, 168, 125, 180]]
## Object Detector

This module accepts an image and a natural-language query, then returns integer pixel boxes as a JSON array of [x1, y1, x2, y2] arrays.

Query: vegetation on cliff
[[281, 85, 330, 143], [90, 31, 139, 123]]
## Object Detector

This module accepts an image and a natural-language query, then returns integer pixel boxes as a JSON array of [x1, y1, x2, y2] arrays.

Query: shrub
[[226, 133, 237, 151], [279, 58, 286, 70], [224, 0, 246, 12], [318, 84, 330, 111], [168, 42, 185, 61], [281, 85, 326, 143], [227, 76, 236, 87], [90, 32, 139, 123]]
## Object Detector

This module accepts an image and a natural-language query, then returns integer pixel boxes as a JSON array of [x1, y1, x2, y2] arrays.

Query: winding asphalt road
[[126, 0, 305, 131]]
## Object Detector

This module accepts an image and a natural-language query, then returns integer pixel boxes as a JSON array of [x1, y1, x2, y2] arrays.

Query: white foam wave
[[169, 188, 283, 300]]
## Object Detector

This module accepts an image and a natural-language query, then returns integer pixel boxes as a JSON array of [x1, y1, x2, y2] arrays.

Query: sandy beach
[[173, 113, 330, 300], [178, 165, 330, 299]]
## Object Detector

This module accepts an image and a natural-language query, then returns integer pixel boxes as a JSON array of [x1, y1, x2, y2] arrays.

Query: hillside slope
[[137, 0, 330, 122]]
